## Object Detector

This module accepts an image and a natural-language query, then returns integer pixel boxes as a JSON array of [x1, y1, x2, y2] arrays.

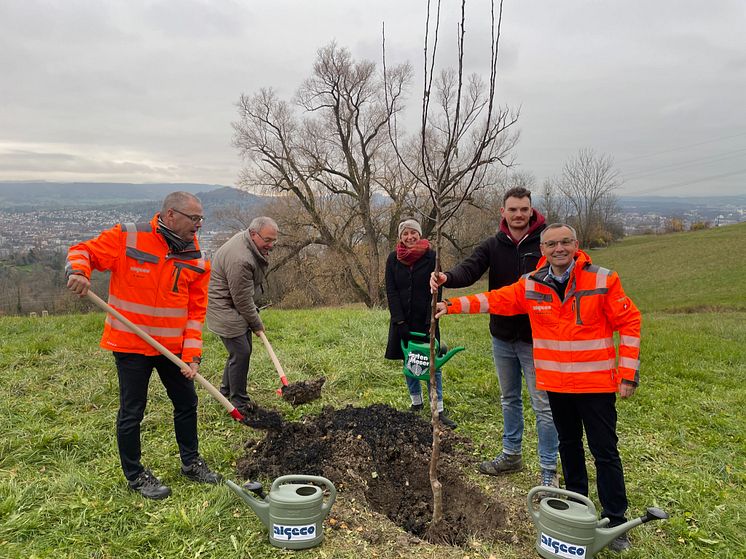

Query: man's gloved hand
[[397, 322, 411, 343]]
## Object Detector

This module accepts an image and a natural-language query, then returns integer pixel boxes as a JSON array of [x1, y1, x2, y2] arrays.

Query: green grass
[[1, 223, 745, 558], [588, 222, 746, 312]]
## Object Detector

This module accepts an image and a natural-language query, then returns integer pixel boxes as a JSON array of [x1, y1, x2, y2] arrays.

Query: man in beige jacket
[[207, 216, 278, 415]]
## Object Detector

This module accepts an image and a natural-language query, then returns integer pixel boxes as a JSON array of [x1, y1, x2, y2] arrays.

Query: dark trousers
[[219, 331, 253, 408], [114, 352, 199, 482], [547, 391, 628, 526]]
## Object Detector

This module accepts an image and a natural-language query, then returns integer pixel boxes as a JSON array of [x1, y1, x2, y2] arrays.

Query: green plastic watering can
[[401, 331, 465, 381], [527, 486, 668, 558], [226, 475, 336, 550]]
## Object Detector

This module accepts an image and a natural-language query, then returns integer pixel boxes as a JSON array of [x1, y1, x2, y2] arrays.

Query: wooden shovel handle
[[85, 290, 241, 419], [258, 331, 289, 387]]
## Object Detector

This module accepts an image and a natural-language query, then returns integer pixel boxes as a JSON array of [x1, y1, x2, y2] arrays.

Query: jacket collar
[[499, 209, 546, 244], [533, 249, 592, 280], [152, 213, 201, 257], [243, 229, 269, 265]]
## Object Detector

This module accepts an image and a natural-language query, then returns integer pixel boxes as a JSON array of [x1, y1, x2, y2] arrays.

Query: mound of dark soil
[[236, 404, 509, 546]]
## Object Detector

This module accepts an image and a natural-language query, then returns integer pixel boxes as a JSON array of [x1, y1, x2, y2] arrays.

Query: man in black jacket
[[431, 187, 559, 486]]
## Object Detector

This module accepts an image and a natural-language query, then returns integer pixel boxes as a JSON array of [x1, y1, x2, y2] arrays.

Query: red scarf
[[396, 238, 430, 266]]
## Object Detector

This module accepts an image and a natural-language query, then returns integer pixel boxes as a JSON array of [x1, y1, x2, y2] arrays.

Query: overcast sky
[[1, 0, 744, 196]]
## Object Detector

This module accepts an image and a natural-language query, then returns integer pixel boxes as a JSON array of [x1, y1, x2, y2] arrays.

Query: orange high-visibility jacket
[[445, 250, 641, 393], [66, 214, 210, 363]]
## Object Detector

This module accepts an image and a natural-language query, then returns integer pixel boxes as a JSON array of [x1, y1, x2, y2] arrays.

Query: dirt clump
[[236, 403, 510, 547], [280, 376, 326, 406]]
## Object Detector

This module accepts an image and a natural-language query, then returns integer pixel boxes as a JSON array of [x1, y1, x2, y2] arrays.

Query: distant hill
[[0, 181, 226, 208], [197, 186, 265, 207], [0, 182, 270, 230]]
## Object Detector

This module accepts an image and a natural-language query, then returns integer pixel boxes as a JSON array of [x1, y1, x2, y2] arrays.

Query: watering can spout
[[592, 507, 669, 554], [225, 479, 270, 529], [434, 345, 465, 369]]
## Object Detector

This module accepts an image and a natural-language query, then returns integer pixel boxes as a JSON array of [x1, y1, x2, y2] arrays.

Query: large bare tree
[[556, 148, 622, 246], [385, 0, 519, 534], [232, 43, 412, 306]]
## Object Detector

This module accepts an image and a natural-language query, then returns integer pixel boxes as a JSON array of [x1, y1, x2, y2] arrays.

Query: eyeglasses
[[541, 238, 577, 249], [171, 208, 204, 223], [251, 231, 277, 245]]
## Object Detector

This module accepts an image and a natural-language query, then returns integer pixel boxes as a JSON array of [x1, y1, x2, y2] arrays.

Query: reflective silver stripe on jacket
[[456, 296, 471, 313], [185, 320, 203, 332], [618, 356, 640, 370], [594, 266, 610, 289], [122, 222, 138, 248], [105, 316, 184, 337], [534, 358, 616, 373], [533, 337, 614, 352], [475, 293, 489, 313], [108, 294, 187, 318], [620, 335, 641, 348]]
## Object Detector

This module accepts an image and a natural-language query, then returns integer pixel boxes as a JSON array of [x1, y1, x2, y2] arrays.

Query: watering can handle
[[526, 486, 598, 521], [271, 475, 337, 513]]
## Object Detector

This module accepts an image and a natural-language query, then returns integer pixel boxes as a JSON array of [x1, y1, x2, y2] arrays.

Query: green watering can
[[226, 475, 336, 550], [401, 331, 465, 381], [527, 486, 668, 558]]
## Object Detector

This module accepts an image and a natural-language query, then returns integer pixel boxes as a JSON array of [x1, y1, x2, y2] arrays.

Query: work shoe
[[438, 411, 458, 429], [181, 457, 222, 484], [128, 469, 171, 500], [410, 403, 424, 412], [608, 533, 631, 552], [479, 452, 523, 476]]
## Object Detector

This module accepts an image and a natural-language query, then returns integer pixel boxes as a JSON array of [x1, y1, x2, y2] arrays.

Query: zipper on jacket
[[572, 297, 583, 325], [171, 266, 182, 293], [520, 251, 540, 275]]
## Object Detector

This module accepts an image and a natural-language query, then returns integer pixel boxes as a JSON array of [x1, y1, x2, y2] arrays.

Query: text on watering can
[[406, 353, 429, 374], [273, 523, 316, 541], [540, 533, 586, 558]]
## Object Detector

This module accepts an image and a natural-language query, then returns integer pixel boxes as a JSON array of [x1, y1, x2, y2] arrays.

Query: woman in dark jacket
[[385, 218, 457, 429]]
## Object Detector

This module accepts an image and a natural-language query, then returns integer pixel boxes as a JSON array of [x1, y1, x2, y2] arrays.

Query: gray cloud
[[0, 0, 744, 195]]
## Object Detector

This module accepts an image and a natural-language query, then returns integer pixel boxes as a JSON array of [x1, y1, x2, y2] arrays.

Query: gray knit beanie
[[398, 219, 422, 239]]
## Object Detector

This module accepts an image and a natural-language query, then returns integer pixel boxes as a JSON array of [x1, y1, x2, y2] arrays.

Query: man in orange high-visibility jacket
[[66, 191, 221, 500], [436, 223, 641, 552]]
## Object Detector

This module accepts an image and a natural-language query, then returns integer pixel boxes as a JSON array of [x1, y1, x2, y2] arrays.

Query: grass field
[[1, 223, 745, 558]]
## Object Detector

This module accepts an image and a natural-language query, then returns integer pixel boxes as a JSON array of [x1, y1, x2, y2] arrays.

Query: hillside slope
[[585, 222, 746, 312]]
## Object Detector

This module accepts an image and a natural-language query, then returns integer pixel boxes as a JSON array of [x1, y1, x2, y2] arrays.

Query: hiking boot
[[128, 469, 171, 500], [534, 468, 560, 499], [608, 533, 631, 552], [479, 452, 523, 476], [438, 411, 458, 429], [181, 457, 222, 484], [541, 468, 559, 488], [410, 403, 424, 412]]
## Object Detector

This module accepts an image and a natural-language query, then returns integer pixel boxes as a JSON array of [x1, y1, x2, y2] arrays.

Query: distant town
[[0, 207, 234, 258], [618, 196, 746, 235], [0, 183, 744, 258], [0, 183, 262, 258]]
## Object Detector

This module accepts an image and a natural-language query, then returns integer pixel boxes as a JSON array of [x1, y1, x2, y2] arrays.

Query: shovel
[[258, 331, 288, 395], [85, 290, 248, 425], [258, 331, 325, 406]]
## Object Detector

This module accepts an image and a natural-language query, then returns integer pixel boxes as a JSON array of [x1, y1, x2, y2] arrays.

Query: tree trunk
[[430, 288, 443, 533], [427, 238, 444, 530]]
